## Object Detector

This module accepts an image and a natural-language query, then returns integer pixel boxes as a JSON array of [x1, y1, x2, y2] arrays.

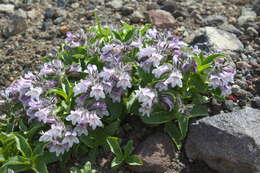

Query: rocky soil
[[0, 0, 259, 173]]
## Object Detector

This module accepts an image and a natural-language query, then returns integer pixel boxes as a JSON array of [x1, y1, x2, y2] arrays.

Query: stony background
[[0, 0, 259, 172]]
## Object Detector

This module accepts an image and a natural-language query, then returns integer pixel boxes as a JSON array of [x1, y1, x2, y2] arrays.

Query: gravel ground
[[0, 0, 259, 172]]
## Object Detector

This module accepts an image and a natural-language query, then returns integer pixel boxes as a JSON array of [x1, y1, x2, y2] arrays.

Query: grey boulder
[[189, 27, 244, 52], [185, 107, 260, 173]]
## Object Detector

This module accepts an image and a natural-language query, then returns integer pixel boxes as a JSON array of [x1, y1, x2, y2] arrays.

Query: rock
[[252, 97, 260, 108], [15, 9, 27, 19], [57, 0, 68, 8], [0, 4, 14, 14], [71, 2, 79, 9], [185, 107, 260, 173], [120, 6, 134, 16], [131, 11, 145, 23], [236, 61, 252, 69], [108, 0, 123, 10], [247, 27, 259, 37], [253, 0, 260, 16], [218, 23, 243, 36], [131, 133, 176, 173], [148, 9, 176, 28], [161, 0, 177, 13], [44, 8, 56, 20], [254, 78, 260, 94], [2, 15, 27, 38], [238, 7, 257, 26], [202, 15, 227, 26], [190, 27, 244, 52]]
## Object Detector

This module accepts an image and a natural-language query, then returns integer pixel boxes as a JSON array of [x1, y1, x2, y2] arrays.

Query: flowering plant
[[0, 21, 235, 172]]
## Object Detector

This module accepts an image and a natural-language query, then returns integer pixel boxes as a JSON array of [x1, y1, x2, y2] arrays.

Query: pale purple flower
[[146, 28, 158, 40], [110, 87, 123, 102], [62, 131, 79, 148], [209, 75, 222, 89], [90, 84, 105, 100], [35, 106, 56, 124], [159, 95, 174, 111], [117, 73, 132, 89], [39, 123, 65, 142], [99, 67, 115, 80], [65, 32, 81, 48], [221, 85, 232, 96], [25, 87, 43, 101], [73, 80, 91, 96], [168, 37, 186, 49], [149, 53, 164, 67], [87, 112, 103, 130], [102, 81, 114, 94], [140, 60, 153, 73], [155, 81, 168, 91], [152, 64, 172, 78], [73, 124, 88, 136], [165, 71, 183, 88], [75, 93, 89, 106], [137, 47, 157, 60], [67, 64, 82, 77], [88, 101, 109, 117], [130, 40, 142, 48], [137, 88, 156, 108], [84, 64, 98, 76], [139, 104, 152, 116], [66, 109, 84, 125], [49, 142, 68, 156]]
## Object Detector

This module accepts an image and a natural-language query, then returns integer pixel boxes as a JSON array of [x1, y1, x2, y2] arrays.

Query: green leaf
[[18, 120, 28, 132], [14, 134, 32, 158], [123, 140, 134, 158], [2, 156, 30, 167], [0, 148, 5, 162], [0, 167, 7, 173], [190, 105, 208, 117], [123, 29, 135, 42], [111, 156, 124, 169], [48, 89, 68, 101], [202, 54, 224, 65], [112, 31, 122, 41], [80, 121, 119, 148], [140, 24, 152, 36], [126, 155, 143, 166], [165, 122, 182, 150], [41, 152, 59, 165], [32, 158, 48, 173], [126, 92, 138, 113], [141, 111, 175, 125], [106, 137, 122, 156], [33, 142, 47, 157], [178, 116, 189, 138]]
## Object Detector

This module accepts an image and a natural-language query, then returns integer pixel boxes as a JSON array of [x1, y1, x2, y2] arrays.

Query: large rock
[[130, 133, 176, 173], [148, 9, 176, 28], [238, 7, 257, 26], [253, 0, 260, 16], [2, 15, 27, 38], [0, 4, 14, 14], [202, 15, 227, 26], [190, 27, 244, 52], [185, 107, 260, 173]]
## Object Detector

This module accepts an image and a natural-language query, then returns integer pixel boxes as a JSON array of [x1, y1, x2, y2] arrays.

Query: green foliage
[[106, 137, 143, 169], [70, 161, 97, 173], [0, 133, 49, 173]]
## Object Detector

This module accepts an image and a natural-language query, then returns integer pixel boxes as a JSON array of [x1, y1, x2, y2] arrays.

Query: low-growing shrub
[[0, 21, 235, 172]]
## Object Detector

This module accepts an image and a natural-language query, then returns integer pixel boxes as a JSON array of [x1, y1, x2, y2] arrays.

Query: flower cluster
[[1, 25, 236, 157], [209, 59, 236, 96]]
